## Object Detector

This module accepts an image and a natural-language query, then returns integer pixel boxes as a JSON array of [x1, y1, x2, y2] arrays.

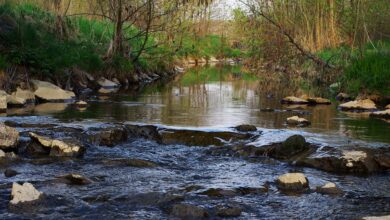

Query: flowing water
[[1, 65, 389, 219]]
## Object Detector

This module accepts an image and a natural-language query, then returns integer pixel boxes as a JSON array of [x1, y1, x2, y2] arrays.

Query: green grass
[[318, 41, 390, 96]]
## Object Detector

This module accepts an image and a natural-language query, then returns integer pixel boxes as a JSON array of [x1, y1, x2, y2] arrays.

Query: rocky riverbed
[[1, 119, 390, 219]]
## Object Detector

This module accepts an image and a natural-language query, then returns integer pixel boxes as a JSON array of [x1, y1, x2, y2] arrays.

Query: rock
[[307, 97, 331, 105], [10, 182, 43, 205], [339, 99, 377, 111], [12, 88, 36, 103], [370, 109, 390, 119], [4, 168, 18, 177], [269, 135, 310, 160], [59, 174, 91, 185], [103, 158, 158, 167], [7, 94, 26, 107], [362, 215, 390, 220], [32, 80, 75, 102], [336, 93, 351, 102], [386, 104, 390, 109], [97, 78, 119, 88], [170, 204, 209, 219], [0, 90, 7, 112], [29, 132, 85, 157], [159, 129, 251, 147], [281, 96, 309, 104], [98, 87, 119, 94], [315, 182, 343, 195], [73, 100, 88, 107], [286, 116, 311, 126], [0, 149, 5, 157], [216, 205, 242, 217], [235, 124, 257, 132], [0, 123, 19, 150], [88, 126, 128, 147], [199, 188, 237, 197], [276, 173, 309, 191]]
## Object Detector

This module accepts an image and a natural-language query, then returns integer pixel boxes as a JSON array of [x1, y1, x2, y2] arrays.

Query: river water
[[1, 65, 389, 219]]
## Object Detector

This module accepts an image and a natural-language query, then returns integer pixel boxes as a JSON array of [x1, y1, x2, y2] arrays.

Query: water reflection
[[39, 65, 390, 143]]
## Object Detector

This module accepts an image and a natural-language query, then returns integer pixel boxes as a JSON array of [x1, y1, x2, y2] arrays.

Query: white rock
[[286, 116, 311, 126], [282, 96, 309, 104], [29, 132, 84, 157], [363, 216, 390, 220], [0, 149, 5, 157], [276, 173, 309, 190], [10, 182, 43, 205], [342, 150, 367, 168], [0, 123, 19, 150], [12, 87, 35, 103], [339, 99, 377, 111], [97, 78, 119, 88], [32, 80, 75, 102]]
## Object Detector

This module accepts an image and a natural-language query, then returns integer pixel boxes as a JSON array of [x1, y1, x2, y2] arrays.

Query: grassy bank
[[0, 3, 240, 86], [318, 41, 390, 97]]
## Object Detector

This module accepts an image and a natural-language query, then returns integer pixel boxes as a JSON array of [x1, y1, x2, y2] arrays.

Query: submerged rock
[[216, 205, 242, 217], [370, 109, 390, 119], [170, 204, 209, 219], [235, 124, 257, 132], [286, 116, 311, 127], [339, 99, 377, 111], [103, 158, 158, 167], [4, 168, 18, 177], [32, 80, 75, 102], [88, 126, 128, 147], [28, 132, 85, 157], [276, 173, 309, 191], [58, 174, 91, 185], [315, 182, 343, 195], [199, 188, 237, 197], [159, 129, 251, 146], [10, 182, 43, 205], [362, 215, 390, 220], [0, 123, 19, 150], [281, 96, 309, 104]]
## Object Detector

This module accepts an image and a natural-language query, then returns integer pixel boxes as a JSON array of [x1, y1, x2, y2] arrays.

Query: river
[[0, 65, 389, 219]]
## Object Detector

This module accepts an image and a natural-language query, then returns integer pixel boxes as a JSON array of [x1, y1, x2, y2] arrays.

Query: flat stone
[[316, 182, 343, 195], [276, 173, 309, 191], [32, 80, 75, 102], [363, 215, 390, 220], [10, 182, 43, 205], [0, 123, 19, 150], [286, 116, 311, 126], [370, 109, 390, 119], [281, 96, 309, 104], [29, 132, 85, 157], [339, 99, 377, 111], [235, 124, 257, 132]]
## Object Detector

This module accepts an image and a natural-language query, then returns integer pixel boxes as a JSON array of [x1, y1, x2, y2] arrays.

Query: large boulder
[[170, 204, 209, 219], [339, 99, 377, 111], [281, 96, 309, 104], [10, 182, 43, 205], [11, 87, 35, 103], [31, 80, 75, 102], [28, 132, 85, 157], [370, 109, 390, 119], [0, 123, 19, 150], [286, 116, 311, 127], [269, 135, 310, 160], [276, 173, 309, 191]]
